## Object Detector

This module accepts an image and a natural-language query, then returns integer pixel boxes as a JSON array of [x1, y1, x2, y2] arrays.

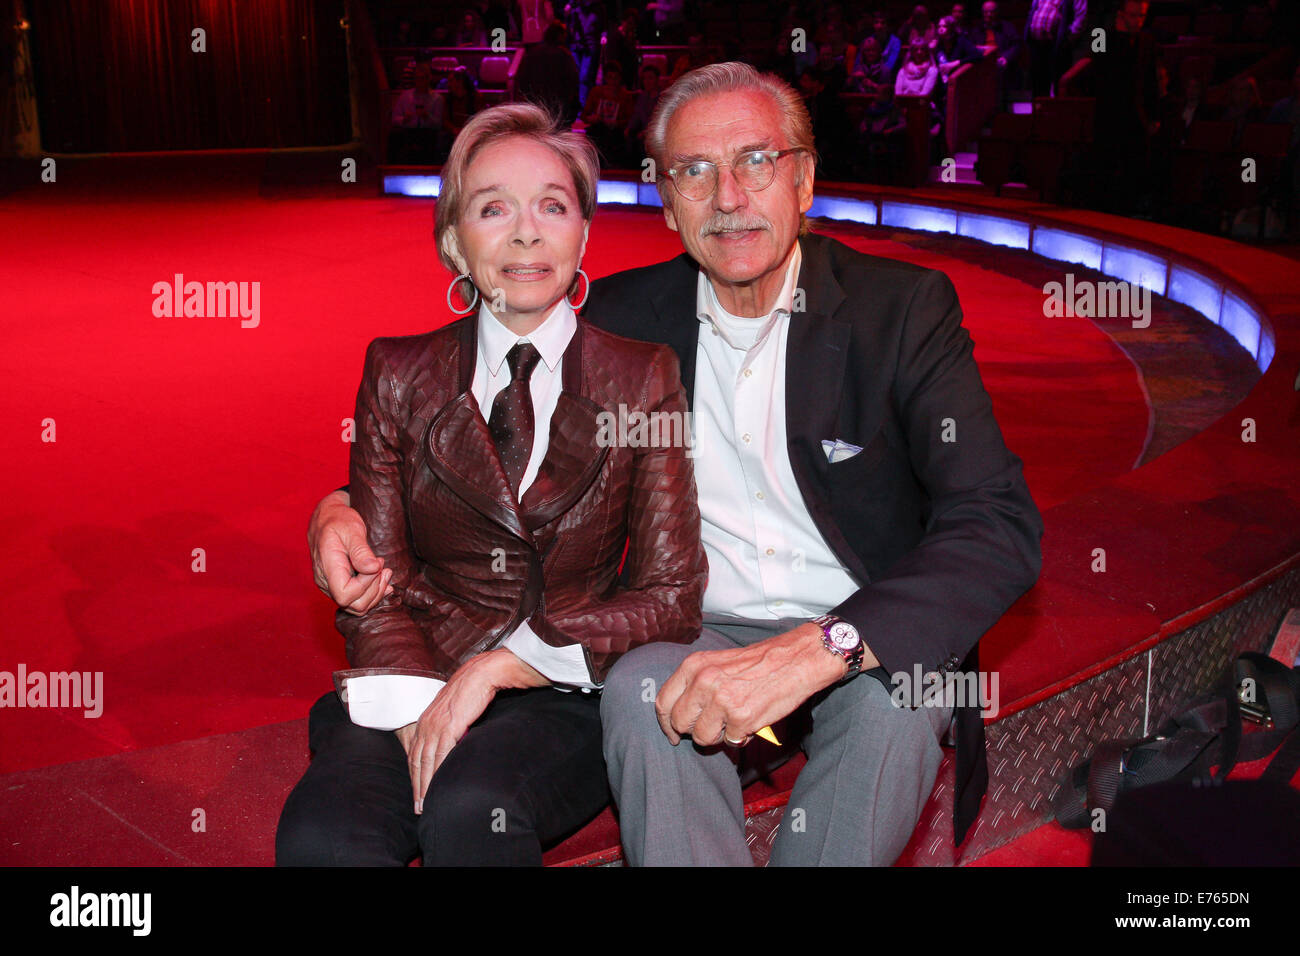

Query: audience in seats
[[514, 23, 581, 127], [895, 40, 939, 100], [604, 7, 642, 89], [625, 63, 664, 158], [567, 0, 605, 104], [1025, 0, 1086, 97], [390, 62, 447, 165], [582, 62, 636, 166], [517, 0, 555, 46], [899, 4, 938, 49], [444, 67, 483, 140]]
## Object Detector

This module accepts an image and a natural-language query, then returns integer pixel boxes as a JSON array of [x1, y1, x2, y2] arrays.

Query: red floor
[[0, 191, 1151, 777], [23, 166, 1298, 866]]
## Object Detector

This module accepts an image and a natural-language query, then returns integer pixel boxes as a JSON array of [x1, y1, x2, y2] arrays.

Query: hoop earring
[[567, 267, 590, 310], [446, 274, 480, 316]]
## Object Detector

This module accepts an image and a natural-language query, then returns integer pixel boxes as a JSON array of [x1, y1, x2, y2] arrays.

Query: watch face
[[828, 621, 860, 651]]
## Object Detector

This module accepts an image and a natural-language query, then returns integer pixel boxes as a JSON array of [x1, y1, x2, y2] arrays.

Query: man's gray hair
[[643, 61, 818, 235]]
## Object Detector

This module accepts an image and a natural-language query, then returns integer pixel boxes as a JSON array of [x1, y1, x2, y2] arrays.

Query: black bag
[[1052, 652, 1300, 864]]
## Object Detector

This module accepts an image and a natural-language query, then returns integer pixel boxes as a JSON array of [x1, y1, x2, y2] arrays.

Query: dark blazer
[[339, 314, 708, 684], [583, 232, 1044, 843]]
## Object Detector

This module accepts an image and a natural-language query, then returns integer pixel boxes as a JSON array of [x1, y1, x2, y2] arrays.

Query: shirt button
[[765, 547, 775, 556], [755, 491, 765, 501], [743, 368, 753, 377], [742, 433, 751, 444], [711, 327, 720, 336], [773, 600, 784, 607]]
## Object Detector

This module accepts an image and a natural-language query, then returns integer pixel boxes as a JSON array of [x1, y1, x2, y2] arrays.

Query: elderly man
[[310, 62, 1041, 866]]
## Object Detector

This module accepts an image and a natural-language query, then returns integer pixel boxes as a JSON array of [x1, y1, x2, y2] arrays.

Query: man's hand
[[655, 623, 878, 747], [308, 489, 392, 615], [394, 649, 549, 813]]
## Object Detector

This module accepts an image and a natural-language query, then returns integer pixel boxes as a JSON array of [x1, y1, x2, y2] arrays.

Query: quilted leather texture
[[336, 315, 707, 683]]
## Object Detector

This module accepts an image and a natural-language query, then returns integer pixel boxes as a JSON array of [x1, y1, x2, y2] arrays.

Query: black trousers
[[275, 687, 609, 866]]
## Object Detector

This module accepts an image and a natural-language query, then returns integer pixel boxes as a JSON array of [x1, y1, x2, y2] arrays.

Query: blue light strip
[[956, 212, 1031, 249], [808, 196, 878, 225], [880, 201, 957, 233], [378, 174, 1274, 373]]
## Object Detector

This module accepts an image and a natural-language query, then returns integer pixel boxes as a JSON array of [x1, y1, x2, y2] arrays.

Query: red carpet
[[1, 190, 1152, 775]]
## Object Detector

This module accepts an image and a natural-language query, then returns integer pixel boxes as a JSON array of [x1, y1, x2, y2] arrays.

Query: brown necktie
[[488, 342, 543, 497]]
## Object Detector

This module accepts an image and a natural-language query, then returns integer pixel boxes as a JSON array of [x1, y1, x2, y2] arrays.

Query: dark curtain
[[28, 0, 352, 151]]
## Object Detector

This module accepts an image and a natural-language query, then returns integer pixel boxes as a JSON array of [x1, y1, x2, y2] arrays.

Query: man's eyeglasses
[[662, 148, 809, 201]]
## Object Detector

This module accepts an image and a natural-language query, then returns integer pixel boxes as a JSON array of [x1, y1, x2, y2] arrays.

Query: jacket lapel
[[648, 254, 704, 405], [520, 322, 609, 529], [423, 315, 531, 543], [423, 313, 610, 541], [637, 237, 873, 585], [784, 236, 874, 586]]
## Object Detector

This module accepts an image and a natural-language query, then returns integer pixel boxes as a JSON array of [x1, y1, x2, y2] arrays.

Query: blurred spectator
[[582, 61, 635, 165], [1265, 64, 1300, 151], [1266, 65, 1300, 236], [670, 34, 715, 85], [868, 11, 902, 75], [801, 64, 852, 178], [517, 0, 555, 45], [849, 35, 893, 95], [1164, 75, 1208, 147], [646, 0, 686, 44], [949, 3, 977, 45], [390, 62, 447, 164], [477, 0, 516, 40], [1219, 77, 1266, 148], [813, 42, 849, 93], [976, 2, 1021, 74], [898, 6, 937, 50], [566, 0, 605, 104], [896, 40, 939, 99], [821, 20, 854, 69], [455, 9, 488, 46], [605, 7, 642, 88], [515, 22, 581, 126], [1026, 0, 1086, 97], [443, 67, 482, 138], [626, 63, 663, 160], [858, 84, 908, 181], [935, 15, 979, 83], [1088, 0, 1157, 213], [394, 19, 417, 47]]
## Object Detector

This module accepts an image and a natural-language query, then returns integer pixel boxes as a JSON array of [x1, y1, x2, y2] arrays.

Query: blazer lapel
[[520, 322, 609, 529], [648, 254, 703, 405], [784, 235, 874, 586], [423, 315, 531, 543]]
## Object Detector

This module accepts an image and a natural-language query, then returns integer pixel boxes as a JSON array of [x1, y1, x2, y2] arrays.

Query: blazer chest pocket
[[827, 428, 891, 482]]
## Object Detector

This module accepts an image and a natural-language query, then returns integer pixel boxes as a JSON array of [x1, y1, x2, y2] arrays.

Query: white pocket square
[[821, 439, 864, 463]]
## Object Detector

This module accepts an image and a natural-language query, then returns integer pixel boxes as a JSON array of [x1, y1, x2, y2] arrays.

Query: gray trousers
[[601, 615, 952, 866]]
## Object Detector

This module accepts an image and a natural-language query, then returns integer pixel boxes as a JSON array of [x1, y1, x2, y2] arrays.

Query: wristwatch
[[811, 613, 864, 679]]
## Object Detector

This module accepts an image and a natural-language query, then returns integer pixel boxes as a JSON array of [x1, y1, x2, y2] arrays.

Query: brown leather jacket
[[337, 313, 707, 683]]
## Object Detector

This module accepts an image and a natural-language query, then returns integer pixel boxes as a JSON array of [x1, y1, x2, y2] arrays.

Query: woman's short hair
[[434, 101, 599, 280], [643, 62, 818, 234]]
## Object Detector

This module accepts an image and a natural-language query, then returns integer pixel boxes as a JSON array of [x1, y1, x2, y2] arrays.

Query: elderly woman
[[275, 102, 707, 866]]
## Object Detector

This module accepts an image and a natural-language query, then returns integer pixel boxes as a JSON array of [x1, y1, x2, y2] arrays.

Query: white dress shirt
[[471, 299, 597, 688], [692, 239, 860, 621]]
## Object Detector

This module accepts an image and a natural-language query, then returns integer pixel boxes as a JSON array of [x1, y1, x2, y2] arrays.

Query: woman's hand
[[394, 649, 549, 813]]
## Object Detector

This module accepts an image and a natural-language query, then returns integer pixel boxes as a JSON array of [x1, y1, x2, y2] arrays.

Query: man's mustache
[[700, 215, 771, 238]]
